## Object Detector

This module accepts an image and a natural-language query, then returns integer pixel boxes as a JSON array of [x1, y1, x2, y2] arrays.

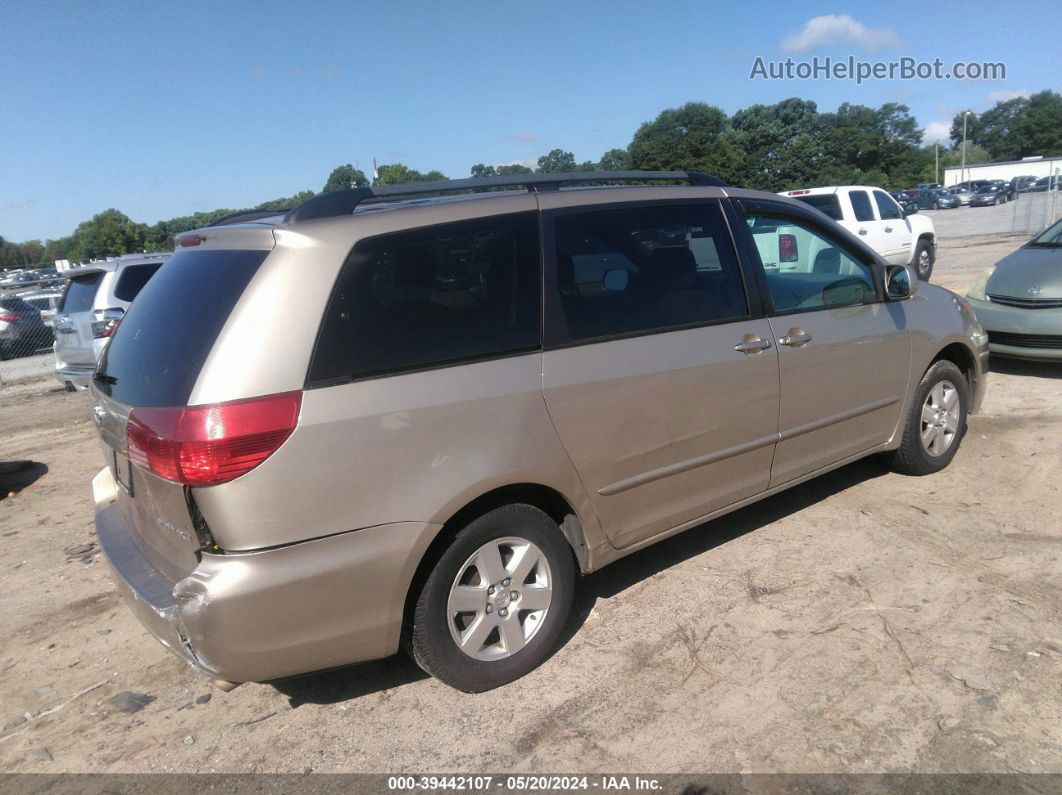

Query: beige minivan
[[90, 171, 988, 692]]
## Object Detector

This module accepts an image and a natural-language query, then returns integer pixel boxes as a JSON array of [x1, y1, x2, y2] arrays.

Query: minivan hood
[[987, 246, 1062, 298]]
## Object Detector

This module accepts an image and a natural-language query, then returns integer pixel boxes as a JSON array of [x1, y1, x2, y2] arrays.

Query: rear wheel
[[409, 504, 575, 692], [888, 360, 968, 476], [932, 201, 940, 210]]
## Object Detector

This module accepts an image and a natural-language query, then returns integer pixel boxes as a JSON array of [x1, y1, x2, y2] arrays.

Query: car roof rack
[[209, 209, 293, 226], [282, 170, 727, 224]]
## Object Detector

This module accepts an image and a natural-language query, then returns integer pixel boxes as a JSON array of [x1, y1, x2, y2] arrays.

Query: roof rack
[[209, 208, 293, 227], [281, 170, 726, 224]]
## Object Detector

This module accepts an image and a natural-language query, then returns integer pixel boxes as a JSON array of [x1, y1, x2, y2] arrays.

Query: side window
[[308, 212, 541, 383], [873, 191, 903, 220], [113, 263, 164, 302], [850, 191, 875, 222], [745, 214, 878, 312], [552, 203, 748, 343]]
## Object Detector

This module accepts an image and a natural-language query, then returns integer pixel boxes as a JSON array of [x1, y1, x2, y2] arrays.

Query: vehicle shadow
[[989, 356, 1061, 379], [0, 460, 48, 499], [272, 457, 889, 706]]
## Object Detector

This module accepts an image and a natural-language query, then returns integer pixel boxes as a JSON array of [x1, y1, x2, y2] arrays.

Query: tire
[[64, 381, 77, 393], [913, 239, 934, 281], [932, 201, 940, 210], [887, 360, 968, 476], [409, 504, 576, 692]]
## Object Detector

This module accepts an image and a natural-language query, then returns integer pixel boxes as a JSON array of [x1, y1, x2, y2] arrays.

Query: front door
[[738, 203, 912, 487], [872, 190, 913, 265], [539, 199, 780, 549]]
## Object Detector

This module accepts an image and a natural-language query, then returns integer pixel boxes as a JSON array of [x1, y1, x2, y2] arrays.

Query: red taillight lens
[[778, 234, 798, 262], [0, 313, 18, 323], [92, 319, 120, 338], [126, 391, 302, 487]]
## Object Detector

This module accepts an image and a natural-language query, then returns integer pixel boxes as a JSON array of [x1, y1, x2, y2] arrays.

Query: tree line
[[3, 90, 1060, 270]]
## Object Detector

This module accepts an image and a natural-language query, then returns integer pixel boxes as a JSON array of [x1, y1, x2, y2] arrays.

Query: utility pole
[[961, 111, 971, 185], [935, 142, 939, 185]]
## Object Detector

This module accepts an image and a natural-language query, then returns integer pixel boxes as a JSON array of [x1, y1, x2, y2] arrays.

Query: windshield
[[1030, 218, 1062, 246]]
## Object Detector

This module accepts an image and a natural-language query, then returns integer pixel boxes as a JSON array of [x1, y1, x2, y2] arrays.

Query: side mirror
[[903, 204, 917, 216], [884, 264, 916, 299], [602, 268, 630, 292]]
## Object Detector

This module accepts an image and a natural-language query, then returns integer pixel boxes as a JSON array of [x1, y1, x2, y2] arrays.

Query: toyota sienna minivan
[[90, 172, 988, 692]]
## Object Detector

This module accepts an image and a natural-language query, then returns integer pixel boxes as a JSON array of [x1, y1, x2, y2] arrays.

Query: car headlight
[[966, 265, 997, 301]]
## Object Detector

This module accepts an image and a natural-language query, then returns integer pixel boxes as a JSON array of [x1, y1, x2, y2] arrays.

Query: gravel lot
[[0, 235, 1059, 774]]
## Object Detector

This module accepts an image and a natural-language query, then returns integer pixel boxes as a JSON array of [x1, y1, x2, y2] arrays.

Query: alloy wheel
[[920, 380, 960, 457], [446, 536, 553, 661]]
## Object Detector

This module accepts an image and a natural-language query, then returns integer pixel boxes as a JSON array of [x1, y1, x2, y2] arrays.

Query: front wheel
[[887, 360, 968, 476], [409, 504, 576, 692], [932, 201, 940, 210], [913, 239, 934, 281]]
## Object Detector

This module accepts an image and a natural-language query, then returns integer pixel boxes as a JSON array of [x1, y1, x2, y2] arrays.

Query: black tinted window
[[796, 194, 843, 221], [1, 297, 33, 312], [874, 191, 903, 220], [61, 272, 103, 313], [850, 191, 875, 222], [96, 250, 266, 406], [113, 263, 163, 302], [553, 203, 747, 343], [309, 212, 541, 384]]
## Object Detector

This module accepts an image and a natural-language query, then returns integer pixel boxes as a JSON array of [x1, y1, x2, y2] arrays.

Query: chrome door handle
[[858, 228, 868, 235], [779, 331, 813, 347], [734, 337, 772, 354]]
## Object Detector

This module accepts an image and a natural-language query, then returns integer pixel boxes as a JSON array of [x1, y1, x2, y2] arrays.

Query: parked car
[[970, 184, 1011, 207], [1028, 175, 1062, 192], [0, 295, 54, 360], [966, 216, 1062, 360], [89, 171, 988, 693], [781, 185, 938, 279], [890, 191, 918, 213], [52, 253, 170, 390], [912, 188, 960, 210], [1011, 175, 1039, 194], [948, 185, 977, 205], [16, 289, 64, 326]]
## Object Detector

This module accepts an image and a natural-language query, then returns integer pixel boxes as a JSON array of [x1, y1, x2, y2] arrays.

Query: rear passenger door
[[734, 199, 911, 488], [539, 199, 780, 549]]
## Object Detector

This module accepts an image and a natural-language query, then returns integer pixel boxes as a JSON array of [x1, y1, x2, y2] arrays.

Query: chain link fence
[[0, 281, 62, 386]]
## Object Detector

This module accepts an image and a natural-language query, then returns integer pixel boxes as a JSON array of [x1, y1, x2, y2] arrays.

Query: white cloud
[[984, 89, 1030, 103], [782, 15, 902, 53], [498, 159, 538, 169], [922, 121, 951, 146]]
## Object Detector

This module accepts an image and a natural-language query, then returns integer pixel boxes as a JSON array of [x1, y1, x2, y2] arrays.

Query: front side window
[[850, 191, 875, 222], [874, 191, 903, 220], [552, 203, 747, 343], [745, 214, 878, 313], [308, 212, 541, 383]]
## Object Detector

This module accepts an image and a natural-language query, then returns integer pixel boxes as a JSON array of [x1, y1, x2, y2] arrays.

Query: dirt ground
[[0, 234, 1059, 774]]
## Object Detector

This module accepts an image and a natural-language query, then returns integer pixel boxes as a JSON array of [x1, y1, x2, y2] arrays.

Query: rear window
[[795, 194, 843, 221], [308, 212, 541, 384], [113, 262, 164, 302], [1, 297, 33, 312], [61, 272, 104, 313], [96, 250, 267, 407]]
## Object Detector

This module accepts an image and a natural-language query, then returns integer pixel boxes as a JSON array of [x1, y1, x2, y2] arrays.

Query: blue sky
[[1, 0, 1058, 242]]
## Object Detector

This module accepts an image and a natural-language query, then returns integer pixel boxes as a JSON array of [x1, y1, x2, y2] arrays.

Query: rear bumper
[[54, 363, 95, 388], [93, 467, 440, 683]]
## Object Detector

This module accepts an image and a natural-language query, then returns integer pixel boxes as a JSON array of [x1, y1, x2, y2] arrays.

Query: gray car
[[966, 217, 1062, 360], [89, 171, 988, 693]]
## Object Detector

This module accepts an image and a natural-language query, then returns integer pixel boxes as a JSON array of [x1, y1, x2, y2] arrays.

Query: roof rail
[[282, 170, 727, 224], [210, 208, 293, 227]]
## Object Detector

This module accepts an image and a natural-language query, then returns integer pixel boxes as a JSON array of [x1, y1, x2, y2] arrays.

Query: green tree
[[948, 110, 979, 151], [470, 163, 497, 178], [1013, 91, 1062, 157], [374, 163, 448, 184], [536, 149, 577, 173], [323, 164, 369, 192], [68, 209, 146, 260], [597, 148, 630, 171], [627, 102, 743, 183], [495, 163, 533, 176]]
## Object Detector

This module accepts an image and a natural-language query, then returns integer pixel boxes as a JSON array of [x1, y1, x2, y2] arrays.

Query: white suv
[[53, 253, 170, 390]]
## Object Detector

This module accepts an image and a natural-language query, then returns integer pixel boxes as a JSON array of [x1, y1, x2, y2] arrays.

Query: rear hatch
[[53, 270, 105, 366], [92, 248, 274, 581]]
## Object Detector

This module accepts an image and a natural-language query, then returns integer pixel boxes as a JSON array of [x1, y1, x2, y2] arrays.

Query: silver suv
[[90, 172, 988, 692], [53, 253, 170, 390]]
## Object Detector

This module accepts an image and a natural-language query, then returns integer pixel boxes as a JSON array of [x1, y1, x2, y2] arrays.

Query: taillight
[[0, 313, 18, 323], [126, 391, 302, 487], [92, 319, 120, 338], [778, 234, 798, 262]]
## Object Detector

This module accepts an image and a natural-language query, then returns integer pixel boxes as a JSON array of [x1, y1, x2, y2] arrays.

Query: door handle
[[779, 328, 813, 347], [884, 226, 893, 232], [734, 335, 772, 355], [858, 228, 868, 235]]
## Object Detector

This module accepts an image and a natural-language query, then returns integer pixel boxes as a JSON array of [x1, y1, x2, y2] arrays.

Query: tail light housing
[[92, 307, 124, 338], [0, 313, 18, 323], [778, 234, 798, 262], [127, 391, 302, 487]]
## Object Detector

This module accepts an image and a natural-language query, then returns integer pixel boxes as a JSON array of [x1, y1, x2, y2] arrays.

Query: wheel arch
[[930, 341, 978, 396]]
